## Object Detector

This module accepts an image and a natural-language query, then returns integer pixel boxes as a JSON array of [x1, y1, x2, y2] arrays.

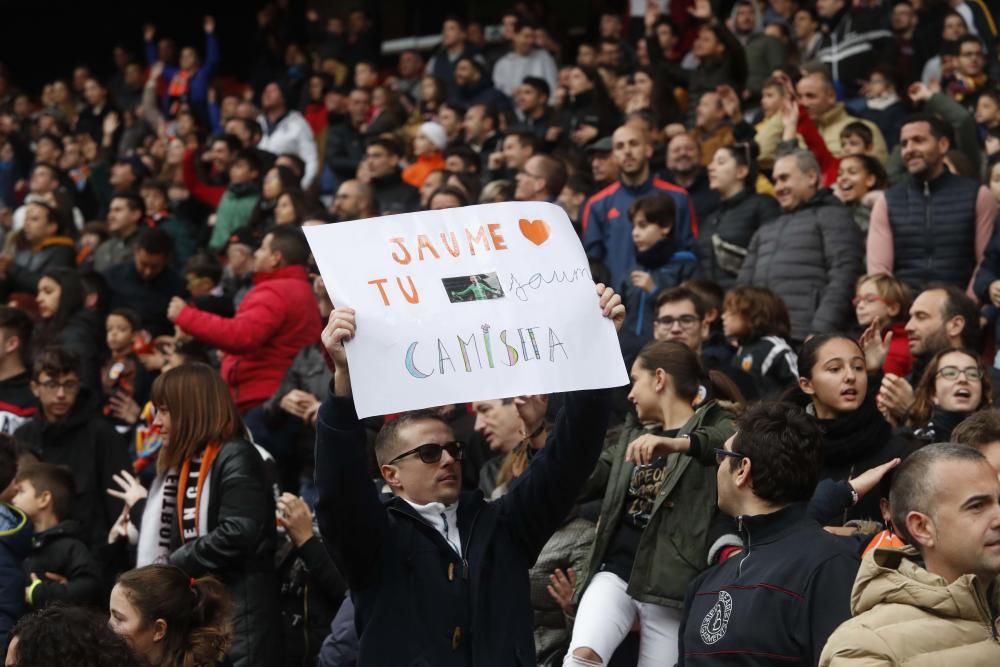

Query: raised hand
[[322, 307, 356, 385], [858, 317, 893, 372], [143, 23, 156, 42], [203, 15, 216, 34], [596, 283, 626, 332], [688, 0, 714, 21], [107, 470, 148, 510]]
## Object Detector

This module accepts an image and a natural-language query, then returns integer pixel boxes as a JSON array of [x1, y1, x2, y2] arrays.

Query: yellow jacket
[[820, 547, 1000, 666], [816, 103, 888, 164]]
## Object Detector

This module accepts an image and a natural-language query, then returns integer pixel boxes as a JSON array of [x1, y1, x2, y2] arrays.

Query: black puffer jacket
[[22, 519, 102, 608], [738, 190, 863, 341], [162, 439, 281, 667], [697, 188, 780, 292]]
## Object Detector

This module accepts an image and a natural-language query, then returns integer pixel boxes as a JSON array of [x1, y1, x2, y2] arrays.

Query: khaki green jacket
[[576, 400, 735, 608]]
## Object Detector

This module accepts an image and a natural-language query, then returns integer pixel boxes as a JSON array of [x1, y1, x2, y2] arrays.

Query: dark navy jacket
[[679, 503, 859, 666], [315, 389, 612, 667], [619, 251, 699, 366], [581, 177, 697, 290]]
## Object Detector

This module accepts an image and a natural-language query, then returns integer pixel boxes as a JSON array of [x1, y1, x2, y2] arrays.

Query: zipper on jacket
[[737, 516, 751, 577], [923, 181, 932, 274]]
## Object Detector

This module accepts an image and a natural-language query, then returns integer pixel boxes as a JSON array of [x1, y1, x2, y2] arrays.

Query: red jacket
[[883, 320, 913, 378], [175, 264, 322, 412]]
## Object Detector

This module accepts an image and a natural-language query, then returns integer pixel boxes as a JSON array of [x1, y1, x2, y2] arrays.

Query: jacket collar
[[253, 264, 310, 285], [738, 502, 810, 548], [618, 174, 654, 196], [34, 235, 75, 251]]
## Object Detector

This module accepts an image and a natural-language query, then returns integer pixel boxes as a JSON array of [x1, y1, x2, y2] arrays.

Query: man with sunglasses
[[678, 402, 859, 666], [314, 283, 625, 667]]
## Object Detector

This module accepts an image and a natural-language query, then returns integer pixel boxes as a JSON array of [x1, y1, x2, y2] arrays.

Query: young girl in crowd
[[853, 273, 912, 377], [905, 348, 993, 441], [722, 286, 798, 399], [835, 154, 887, 233], [793, 333, 913, 523], [402, 122, 447, 188], [107, 363, 280, 667], [110, 564, 232, 667], [567, 341, 738, 667]]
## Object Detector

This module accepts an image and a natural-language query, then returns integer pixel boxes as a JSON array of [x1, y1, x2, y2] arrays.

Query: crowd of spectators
[[1, 0, 1000, 665]]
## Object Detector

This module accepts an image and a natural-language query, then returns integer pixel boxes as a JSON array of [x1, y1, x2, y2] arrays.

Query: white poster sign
[[304, 201, 628, 418]]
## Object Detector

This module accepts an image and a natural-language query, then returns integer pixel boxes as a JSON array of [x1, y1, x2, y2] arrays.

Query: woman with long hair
[[109, 363, 280, 667], [110, 564, 232, 667], [34, 267, 103, 390], [246, 165, 300, 235], [906, 348, 993, 442], [791, 333, 913, 523], [699, 144, 781, 291], [566, 341, 739, 667]]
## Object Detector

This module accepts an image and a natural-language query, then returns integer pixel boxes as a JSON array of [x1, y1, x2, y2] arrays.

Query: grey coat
[[738, 190, 863, 340]]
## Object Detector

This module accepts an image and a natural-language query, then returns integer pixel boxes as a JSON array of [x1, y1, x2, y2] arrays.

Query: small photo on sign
[[443, 272, 505, 304]]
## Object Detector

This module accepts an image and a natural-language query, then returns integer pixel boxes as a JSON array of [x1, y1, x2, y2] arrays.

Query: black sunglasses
[[714, 448, 747, 465], [387, 441, 465, 465]]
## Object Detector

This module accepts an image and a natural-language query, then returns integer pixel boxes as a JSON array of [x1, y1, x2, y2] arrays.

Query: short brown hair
[[655, 286, 706, 319], [629, 194, 676, 229], [374, 410, 451, 466], [952, 408, 1000, 447], [722, 286, 790, 339], [151, 364, 244, 473], [17, 462, 75, 522]]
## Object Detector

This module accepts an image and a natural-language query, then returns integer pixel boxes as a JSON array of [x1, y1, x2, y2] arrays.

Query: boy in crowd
[[0, 434, 30, 651], [14, 462, 101, 609], [839, 122, 875, 157], [184, 253, 234, 318], [101, 309, 151, 430], [619, 194, 697, 365]]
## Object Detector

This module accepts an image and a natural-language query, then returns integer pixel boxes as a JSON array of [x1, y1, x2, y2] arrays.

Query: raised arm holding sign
[[314, 282, 624, 667], [303, 201, 629, 417]]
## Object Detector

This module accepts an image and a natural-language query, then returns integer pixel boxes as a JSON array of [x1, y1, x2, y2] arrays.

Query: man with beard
[[879, 284, 980, 424], [331, 180, 375, 222], [868, 114, 996, 295], [664, 132, 719, 223], [583, 125, 695, 290]]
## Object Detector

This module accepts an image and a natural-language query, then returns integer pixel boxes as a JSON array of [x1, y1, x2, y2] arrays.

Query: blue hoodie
[[0, 503, 32, 653]]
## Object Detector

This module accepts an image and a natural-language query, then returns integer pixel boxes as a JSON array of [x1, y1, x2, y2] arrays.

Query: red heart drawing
[[519, 218, 550, 246]]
